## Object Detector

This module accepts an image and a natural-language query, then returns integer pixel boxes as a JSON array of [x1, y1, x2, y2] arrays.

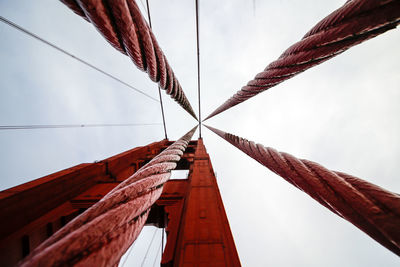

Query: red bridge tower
[[0, 138, 240, 266]]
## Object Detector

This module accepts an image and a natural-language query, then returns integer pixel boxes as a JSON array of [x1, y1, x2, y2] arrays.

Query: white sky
[[0, 0, 399, 266]]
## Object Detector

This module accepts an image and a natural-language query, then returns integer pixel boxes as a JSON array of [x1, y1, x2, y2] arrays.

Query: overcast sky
[[1, 0, 399, 266]]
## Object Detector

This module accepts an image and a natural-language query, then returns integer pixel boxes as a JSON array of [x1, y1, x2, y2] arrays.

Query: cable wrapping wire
[[60, 0, 198, 119], [19, 127, 197, 267], [205, 0, 400, 119], [206, 125, 400, 256]]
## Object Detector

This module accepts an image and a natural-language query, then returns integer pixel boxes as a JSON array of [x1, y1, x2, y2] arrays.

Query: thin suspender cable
[[195, 0, 202, 138], [0, 16, 159, 103], [0, 123, 161, 131], [157, 88, 168, 139], [145, 0, 168, 139], [141, 228, 158, 267], [161, 228, 164, 256], [60, 1, 198, 119], [120, 241, 136, 267], [145, 0, 152, 24], [152, 244, 162, 267], [139, 0, 148, 13], [152, 234, 163, 267]]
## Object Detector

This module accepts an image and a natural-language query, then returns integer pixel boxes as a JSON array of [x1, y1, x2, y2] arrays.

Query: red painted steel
[[18, 127, 196, 267], [206, 125, 400, 256], [205, 0, 400, 119], [60, 0, 197, 119], [0, 139, 169, 266], [156, 138, 241, 266], [3, 133, 242, 266]]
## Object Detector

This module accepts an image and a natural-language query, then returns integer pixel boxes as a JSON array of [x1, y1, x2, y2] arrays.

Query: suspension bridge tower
[[1, 0, 399, 266], [0, 137, 241, 266]]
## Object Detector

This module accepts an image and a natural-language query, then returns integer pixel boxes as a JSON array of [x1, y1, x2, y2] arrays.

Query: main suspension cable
[[205, 0, 400, 119], [206, 125, 400, 256], [0, 15, 159, 102], [145, 0, 168, 139], [60, 0, 198, 119], [0, 123, 161, 131]]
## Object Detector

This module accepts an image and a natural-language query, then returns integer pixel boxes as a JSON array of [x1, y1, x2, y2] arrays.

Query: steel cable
[[0, 15, 159, 103], [120, 240, 136, 267], [0, 123, 161, 130], [19, 127, 197, 267], [195, 0, 202, 137], [152, 235, 163, 267], [145, 0, 168, 139], [60, 0, 198, 119], [206, 125, 400, 256], [205, 0, 400, 120], [140, 228, 158, 267]]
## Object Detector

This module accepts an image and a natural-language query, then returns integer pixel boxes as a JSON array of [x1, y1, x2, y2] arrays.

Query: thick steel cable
[[60, 0, 198, 120], [205, 0, 400, 120], [0, 15, 159, 103], [145, 0, 168, 139], [195, 0, 202, 138], [205, 125, 400, 256], [0, 123, 161, 130], [19, 127, 197, 267]]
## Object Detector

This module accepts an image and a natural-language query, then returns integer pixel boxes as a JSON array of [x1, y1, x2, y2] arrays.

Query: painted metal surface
[[156, 138, 241, 266], [18, 128, 196, 266], [1, 133, 242, 266], [0, 139, 170, 266]]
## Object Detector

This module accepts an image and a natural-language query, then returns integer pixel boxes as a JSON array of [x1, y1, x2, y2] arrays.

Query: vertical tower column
[[160, 138, 240, 266]]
